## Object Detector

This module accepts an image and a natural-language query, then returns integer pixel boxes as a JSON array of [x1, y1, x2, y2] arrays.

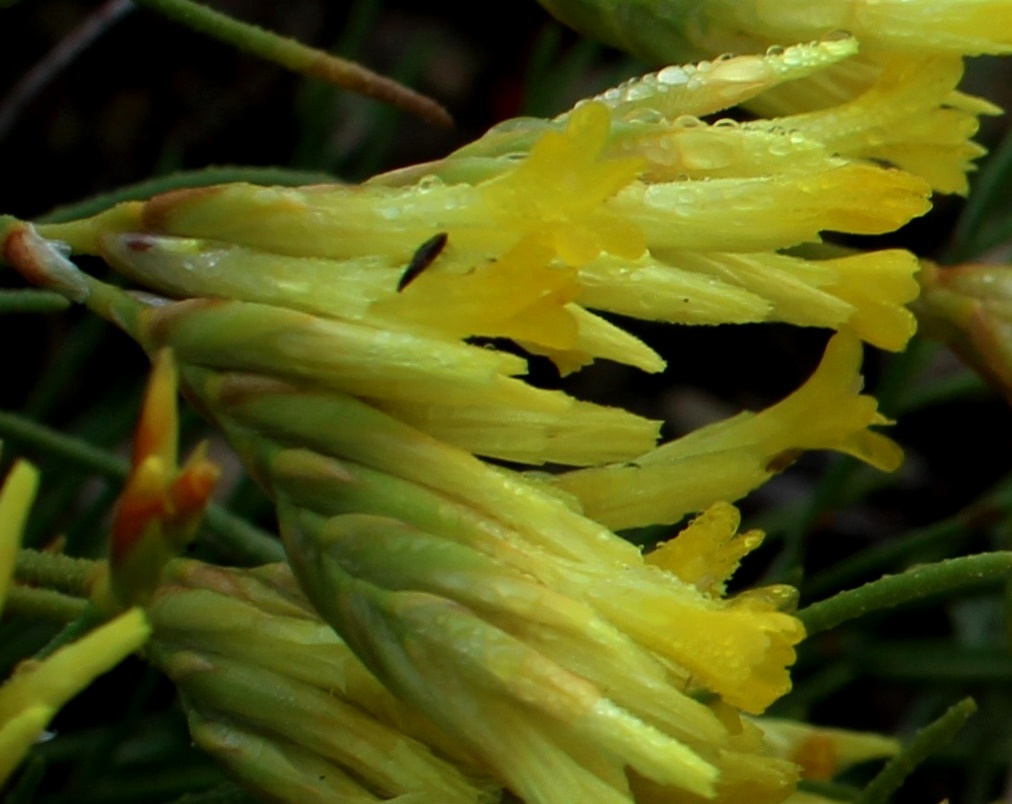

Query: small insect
[[397, 232, 448, 292]]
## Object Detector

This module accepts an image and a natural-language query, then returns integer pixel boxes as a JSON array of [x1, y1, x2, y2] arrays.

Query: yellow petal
[[0, 461, 38, 619], [0, 705, 54, 785]]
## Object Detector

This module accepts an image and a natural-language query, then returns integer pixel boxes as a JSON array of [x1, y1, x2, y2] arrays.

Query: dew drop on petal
[[656, 65, 690, 86]]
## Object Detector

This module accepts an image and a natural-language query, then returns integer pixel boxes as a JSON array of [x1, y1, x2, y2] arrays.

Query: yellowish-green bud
[[915, 261, 1012, 404], [146, 559, 497, 803]]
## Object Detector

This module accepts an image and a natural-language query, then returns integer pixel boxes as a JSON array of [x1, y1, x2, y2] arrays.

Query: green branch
[[132, 0, 451, 127], [798, 552, 1012, 635], [15, 549, 97, 597], [855, 698, 977, 804], [4, 585, 89, 623], [0, 289, 71, 314]]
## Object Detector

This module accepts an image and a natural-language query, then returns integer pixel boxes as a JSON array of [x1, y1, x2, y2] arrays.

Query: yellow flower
[[0, 459, 150, 786], [146, 558, 498, 803], [546, 332, 901, 531], [0, 50, 920, 802], [535, 0, 1010, 194], [756, 718, 899, 782]]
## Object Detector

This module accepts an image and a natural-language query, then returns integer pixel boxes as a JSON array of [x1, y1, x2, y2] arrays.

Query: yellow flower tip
[[0, 460, 40, 617], [0, 705, 55, 785], [639, 598, 805, 716], [757, 717, 899, 783], [633, 504, 807, 714], [822, 249, 922, 353], [0, 608, 150, 784], [133, 348, 180, 468], [752, 332, 904, 472], [481, 101, 647, 265], [375, 236, 582, 351], [647, 502, 764, 597]]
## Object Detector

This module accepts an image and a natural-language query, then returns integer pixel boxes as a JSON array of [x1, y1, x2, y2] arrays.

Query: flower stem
[[132, 0, 452, 127], [0, 289, 71, 314], [0, 408, 123, 476], [0, 410, 283, 565], [4, 585, 89, 623], [855, 698, 977, 804], [798, 552, 1012, 635]]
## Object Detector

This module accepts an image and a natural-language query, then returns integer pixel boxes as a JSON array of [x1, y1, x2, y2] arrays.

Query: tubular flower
[[755, 718, 899, 784], [534, 0, 1011, 194], [0, 458, 150, 786], [2, 53, 915, 802], [145, 558, 499, 803]]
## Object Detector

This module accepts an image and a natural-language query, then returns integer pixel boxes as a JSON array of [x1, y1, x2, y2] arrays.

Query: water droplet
[[623, 108, 665, 125], [417, 175, 444, 192], [656, 65, 690, 86], [674, 115, 705, 129], [766, 44, 785, 57], [822, 29, 853, 42], [623, 83, 656, 101]]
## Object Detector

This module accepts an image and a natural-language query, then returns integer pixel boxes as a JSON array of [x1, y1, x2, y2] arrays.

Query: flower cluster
[[0, 7, 1003, 799], [536, 0, 1012, 193]]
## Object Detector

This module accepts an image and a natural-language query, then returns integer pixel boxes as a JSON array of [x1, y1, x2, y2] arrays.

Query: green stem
[[798, 552, 1012, 635], [855, 698, 977, 804], [15, 548, 98, 597], [4, 585, 88, 623], [0, 408, 124, 475], [131, 0, 451, 127], [0, 289, 71, 314], [0, 409, 283, 565]]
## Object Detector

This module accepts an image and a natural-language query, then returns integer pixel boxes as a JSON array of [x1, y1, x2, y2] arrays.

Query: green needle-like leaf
[[799, 552, 1012, 635], [855, 698, 977, 804]]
